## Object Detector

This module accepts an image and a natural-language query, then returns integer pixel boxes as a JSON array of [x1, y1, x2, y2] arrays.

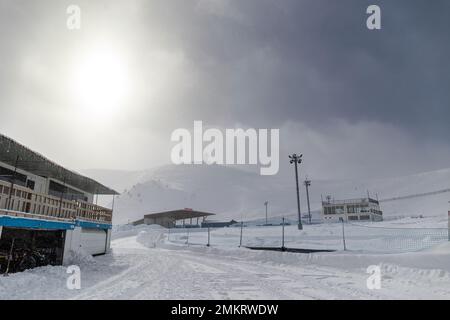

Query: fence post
[[186, 227, 190, 245], [207, 227, 210, 247], [239, 221, 243, 247], [168, 227, 171, 242], [340, 217, 347, 251], [282, 217, 286, 251]]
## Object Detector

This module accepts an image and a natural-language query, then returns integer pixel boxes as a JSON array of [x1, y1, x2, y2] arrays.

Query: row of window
[[323, 215, 371, 221], [324, 205, 381, 215]]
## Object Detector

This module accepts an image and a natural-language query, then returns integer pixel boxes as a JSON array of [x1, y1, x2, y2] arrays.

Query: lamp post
[[304, 179, 311, 224], [289, 153, 303, 230]]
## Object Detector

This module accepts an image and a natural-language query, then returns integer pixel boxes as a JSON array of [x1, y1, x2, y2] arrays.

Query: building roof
[[132, 218, 145, 226], [322, 197, 379, 206], [144, 209, 215, 220], [0, 133, 118, 195]]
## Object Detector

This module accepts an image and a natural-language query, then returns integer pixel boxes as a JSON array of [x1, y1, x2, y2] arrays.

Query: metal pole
[[58, 176, 66, 218], [111, 194, 116, 212], [7, 155, 19, 211], [294, 159, 303, 230], [4, 238, 15, 276], [264, 201, 268, 225], [340, 218, 347, 251], [448, 208, 450, 242], [305, 180, 311, 224], [239, 221, 243, 247], [282, 217, 286, 251], [207, 227, 210, 247], [186, 226, 190, 245]]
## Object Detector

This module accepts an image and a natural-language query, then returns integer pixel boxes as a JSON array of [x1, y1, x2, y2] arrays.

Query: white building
[[0, 134, 117, 273], [322, 197, 383, 223]]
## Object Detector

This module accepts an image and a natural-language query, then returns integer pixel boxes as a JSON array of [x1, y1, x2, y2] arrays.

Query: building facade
[[0, 134, 117, 273], [322, 197, 383, 222]]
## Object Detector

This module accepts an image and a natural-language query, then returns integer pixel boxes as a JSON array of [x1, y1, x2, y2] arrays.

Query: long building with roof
[[0, 133, 118, 273]]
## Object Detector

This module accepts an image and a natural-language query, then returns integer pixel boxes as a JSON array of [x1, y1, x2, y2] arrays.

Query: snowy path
[[70, 236, 447, 300], [71, 236, 375, 300], [1, 235, 450, 299]]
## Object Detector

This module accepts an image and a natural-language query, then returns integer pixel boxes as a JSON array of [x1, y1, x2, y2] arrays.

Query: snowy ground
[[1, 219, 450, 300]]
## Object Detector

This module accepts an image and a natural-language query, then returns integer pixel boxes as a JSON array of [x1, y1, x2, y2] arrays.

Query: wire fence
[[160, 221, 449, 254]]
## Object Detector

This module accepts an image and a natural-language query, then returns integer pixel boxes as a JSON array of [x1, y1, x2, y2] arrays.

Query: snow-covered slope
[[84, 165, 450, 225], [81, 169, 148, 194]]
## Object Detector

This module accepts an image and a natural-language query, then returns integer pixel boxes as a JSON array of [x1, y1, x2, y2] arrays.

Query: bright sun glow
[[70, 48, 130, 118]]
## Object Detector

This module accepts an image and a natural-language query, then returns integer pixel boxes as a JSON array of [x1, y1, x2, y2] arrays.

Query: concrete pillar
[[106, 229, 112, 253], [62, 227, 82, 265]]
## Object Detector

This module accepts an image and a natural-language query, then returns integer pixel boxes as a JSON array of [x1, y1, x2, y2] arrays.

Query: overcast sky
[[0, 0, 449, 180]]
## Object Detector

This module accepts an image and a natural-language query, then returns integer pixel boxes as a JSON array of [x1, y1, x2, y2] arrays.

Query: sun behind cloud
[[69, 45, 130, 119]]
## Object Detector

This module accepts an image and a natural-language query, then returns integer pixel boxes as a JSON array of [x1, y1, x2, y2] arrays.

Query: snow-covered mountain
[[83, 165, 450, 225]]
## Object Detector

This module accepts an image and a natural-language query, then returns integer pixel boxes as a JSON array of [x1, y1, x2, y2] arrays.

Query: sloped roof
[[0, 133, 118, 195], [144, 209, 215, 220]]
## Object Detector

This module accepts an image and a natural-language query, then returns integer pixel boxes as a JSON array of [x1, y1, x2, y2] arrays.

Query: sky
[[0, 0, 450, 180]]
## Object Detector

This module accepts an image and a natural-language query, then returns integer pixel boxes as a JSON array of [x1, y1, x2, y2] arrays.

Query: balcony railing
[[322, 197, 379, 206], [0, 180, 112, 223]]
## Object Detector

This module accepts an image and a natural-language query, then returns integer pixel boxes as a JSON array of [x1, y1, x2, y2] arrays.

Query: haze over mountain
[[83, 165, 450, 225]]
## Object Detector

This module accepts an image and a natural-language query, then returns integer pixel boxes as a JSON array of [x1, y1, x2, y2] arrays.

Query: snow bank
[[135, 225, 166, 248], [112, 224, 165, 240], [63, 248, 95, 266]]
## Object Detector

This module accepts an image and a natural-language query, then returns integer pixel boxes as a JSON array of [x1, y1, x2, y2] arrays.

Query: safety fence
[[161, 220, 448, 254]]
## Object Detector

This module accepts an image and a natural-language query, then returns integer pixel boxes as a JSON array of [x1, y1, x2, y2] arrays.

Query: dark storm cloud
[[151, 0, 450, 142], [0, 0, 449, 176]]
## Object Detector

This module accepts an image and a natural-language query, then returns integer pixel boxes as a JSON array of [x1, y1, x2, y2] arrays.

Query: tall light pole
[[264, 201, 268, 225], [304, 179, 312, 224], [289, 153, 303, 230]]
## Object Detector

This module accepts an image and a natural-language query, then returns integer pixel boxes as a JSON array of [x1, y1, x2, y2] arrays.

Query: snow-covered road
[[73, 236, 380, 300], [1, 233, 450, 299]]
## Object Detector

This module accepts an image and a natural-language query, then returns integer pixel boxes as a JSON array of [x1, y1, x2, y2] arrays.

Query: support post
[[340, 217, 347, 251], [186, 227, 189, 245], [6, 155, 20, 211], [239, 221, 243, 247], [304, 180, 312, 224], [282, 217, 286, 251], [207, 227, 210, 247], [264, 201, 268, 225], [4, 238, 15, 276], [58, 176, 66, 218]]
